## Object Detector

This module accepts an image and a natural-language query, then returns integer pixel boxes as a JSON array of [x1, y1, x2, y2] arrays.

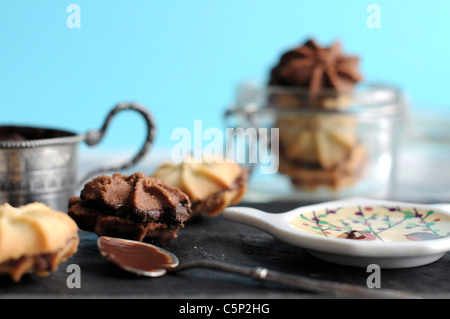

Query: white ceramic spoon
[[223, 197, 450, 269]]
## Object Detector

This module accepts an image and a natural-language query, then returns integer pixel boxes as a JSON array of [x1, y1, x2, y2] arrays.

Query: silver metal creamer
[[0, 102, 156, 212]]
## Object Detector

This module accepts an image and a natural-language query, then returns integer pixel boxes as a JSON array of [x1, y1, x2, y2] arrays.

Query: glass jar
[[224, 81, 404, 202], [395, 107, 450, 203]]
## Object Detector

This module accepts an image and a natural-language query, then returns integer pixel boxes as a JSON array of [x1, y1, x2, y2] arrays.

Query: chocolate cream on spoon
[[97, 236, 421, 299]]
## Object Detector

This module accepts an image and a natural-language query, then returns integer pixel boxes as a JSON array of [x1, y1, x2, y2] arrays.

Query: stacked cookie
[[152, 154, 248, 218], [68, 172, 192, 246], [268, 39, 367, 191], [0, 203, 79, 282]]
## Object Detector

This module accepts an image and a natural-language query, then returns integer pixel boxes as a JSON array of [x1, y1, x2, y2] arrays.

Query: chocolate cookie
[[68, 172, 191, 245], [269, 38, 363, 109]]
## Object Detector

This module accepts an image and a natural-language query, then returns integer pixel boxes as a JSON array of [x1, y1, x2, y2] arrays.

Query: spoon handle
[[173, 260, 421, 299]]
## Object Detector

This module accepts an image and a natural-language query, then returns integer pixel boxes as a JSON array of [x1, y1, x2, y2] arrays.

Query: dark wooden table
[[1, 201, 449, 301]]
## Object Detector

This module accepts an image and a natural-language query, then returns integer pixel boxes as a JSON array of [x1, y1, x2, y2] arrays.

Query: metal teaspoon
[[97, 236, 422, 299]]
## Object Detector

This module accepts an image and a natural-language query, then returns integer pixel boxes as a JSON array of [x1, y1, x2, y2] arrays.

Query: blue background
[[1, 0, 449, 152]]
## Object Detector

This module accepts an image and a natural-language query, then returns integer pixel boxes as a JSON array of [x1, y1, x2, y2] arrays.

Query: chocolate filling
[[190, 168, 248, 217], [0, 235, 79, 281], [345, 230, 366, 240]]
